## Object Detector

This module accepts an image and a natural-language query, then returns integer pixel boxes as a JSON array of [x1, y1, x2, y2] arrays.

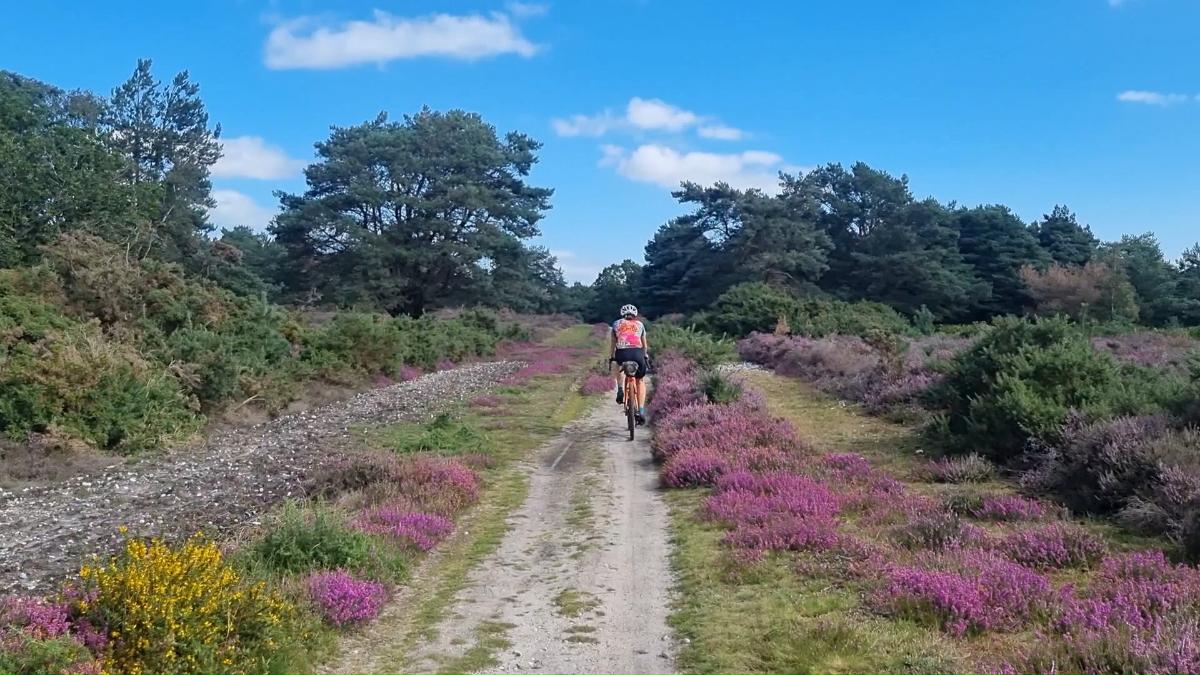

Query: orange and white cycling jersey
[[612, 318, 645, 349]]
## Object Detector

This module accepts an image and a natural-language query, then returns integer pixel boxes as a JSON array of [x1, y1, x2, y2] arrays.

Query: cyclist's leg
[[612, 348, 627, 403]]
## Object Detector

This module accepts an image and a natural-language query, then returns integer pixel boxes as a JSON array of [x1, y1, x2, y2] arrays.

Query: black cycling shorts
[[613, 348, 647, 379]]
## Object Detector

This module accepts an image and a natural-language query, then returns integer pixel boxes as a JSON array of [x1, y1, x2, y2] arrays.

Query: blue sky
[[3, 0, 1197, 282]]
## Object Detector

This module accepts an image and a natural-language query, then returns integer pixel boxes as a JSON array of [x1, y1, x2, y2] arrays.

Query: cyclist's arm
[[642, 329, 649, 357], [609, 326, 617, 358]]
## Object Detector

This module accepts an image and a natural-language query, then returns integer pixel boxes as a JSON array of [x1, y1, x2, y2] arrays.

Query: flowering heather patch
[[355, 507, 454, 551], [821, 453, 875, 481], [723, 514, 842, 553], [435, 358, 457, 371], [877, 551, 1052, 636], [660, 447, 733, 488], [496, 342, 591, 383], [652, 405, 801, 464], [1092, 332, 1200, 375], [890, 512, 985, 551], [971, 494, 1048, 522], [307, 569, 388, 627], [996, 523, 1106, 570], [0, 596, 70, 639], [646, 354, 704, 418], [704, 471, 841, 526], [392, 457, 480, 516], [579, 372, 613, 395], [398, 364, 424, 381]]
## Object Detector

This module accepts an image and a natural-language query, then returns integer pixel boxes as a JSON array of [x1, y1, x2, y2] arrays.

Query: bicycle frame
[[619, 360, 641, 440]]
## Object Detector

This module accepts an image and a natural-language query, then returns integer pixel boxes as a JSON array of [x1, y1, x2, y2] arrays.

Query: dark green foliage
[[584, 260, 642, 323], [701, 371, 743, 405], [248, 503, 380, 576], [1100, 234, 1183, 327], [703, 282, 798, 336], [272, 108, 554, 314], [1032, 205, 1098, 266], [954, 205, 1050, 321], [790, 298, 914, 338], [0, 635, 95, 675], [651, 324, 736, 368], [933, 316, 1177, 462]]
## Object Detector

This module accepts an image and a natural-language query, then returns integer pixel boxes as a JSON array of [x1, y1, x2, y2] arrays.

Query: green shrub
[[247, 503, 407, 581], [701, 370, 744, 405], [790, 298, 914, 338], [651, 324, 736, 368], [378, 413, 491, 456], [932, 316, 1177, 463], [0, 636, 96, 675], [703, 282, 799, 337]]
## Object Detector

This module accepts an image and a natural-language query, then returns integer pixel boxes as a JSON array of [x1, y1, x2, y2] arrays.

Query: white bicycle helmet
[[619, 304, 638, 318]]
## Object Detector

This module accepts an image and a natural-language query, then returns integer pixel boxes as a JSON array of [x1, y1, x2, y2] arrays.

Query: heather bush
[[390, 456, 480, 516], [925, 454, 996, 483], [996, 523, 1106, 569], [876, 551, 1052, 636], [646, 355, 704, 418], [971, 495, 1047, 522], [306, 570, 387, 628], [354, 508, 454, 551], [890, 512, 983, 551], [579, 372, 612, 395]]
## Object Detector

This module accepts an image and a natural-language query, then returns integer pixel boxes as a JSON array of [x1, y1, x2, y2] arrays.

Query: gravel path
[[0, 362, 520, 594], [402, 401, 677, 675]]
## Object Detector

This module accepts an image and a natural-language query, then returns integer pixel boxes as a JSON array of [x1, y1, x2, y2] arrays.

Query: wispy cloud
[[506, 2, 549, 18], [264, 10, 538, 70], [599, 143, 794, 192], [213, 136, 307, 180], [550, 249, 602, 283], [1117, 90, 1192, 106], [553, 97, 745, 140], [209, 189, 279, 230]]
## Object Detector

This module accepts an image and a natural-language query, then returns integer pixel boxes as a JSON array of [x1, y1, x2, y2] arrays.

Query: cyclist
[[611, 304, 649, 425]]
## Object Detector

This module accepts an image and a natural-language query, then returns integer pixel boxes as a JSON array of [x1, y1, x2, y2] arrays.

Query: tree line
[[1, 63, 575, 316], [5, 62, 1198, 328], [585, 165, 1200, 328]]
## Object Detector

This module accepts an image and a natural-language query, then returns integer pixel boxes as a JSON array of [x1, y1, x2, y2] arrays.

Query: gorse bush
[[931, 316, 1179, 464], [0, 235, 523, 453], [703, 282, 798, 337], [698, 282, 915, 340], [77, 535, 298, 675]]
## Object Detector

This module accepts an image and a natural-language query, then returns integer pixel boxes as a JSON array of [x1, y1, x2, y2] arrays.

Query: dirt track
[[0, 363, 519, 594], [399, 401, 678, 674]]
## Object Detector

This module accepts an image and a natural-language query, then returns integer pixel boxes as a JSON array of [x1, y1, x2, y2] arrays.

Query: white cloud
[[626, 97, 698, 131], [1117, 90, 1190, 106], [552, 97, 744, 140], [264, 10, 538, 70], [697, 124, 745, 140], [552, 111, 621, 137], [600, 144, 787, 192], [209, 190, 279, 231], [506, 2, 549, 18], [550, 249, 602, 283], [213, 136, 307, 180]]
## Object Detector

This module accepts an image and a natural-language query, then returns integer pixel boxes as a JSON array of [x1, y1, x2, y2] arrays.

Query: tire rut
[[402, 400, 678, 675]]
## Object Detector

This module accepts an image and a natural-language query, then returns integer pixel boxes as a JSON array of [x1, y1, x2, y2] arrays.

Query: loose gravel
[[0, 362, 520, 594]]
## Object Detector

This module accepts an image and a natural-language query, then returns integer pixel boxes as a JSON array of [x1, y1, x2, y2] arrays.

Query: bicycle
[[611, 358, 642, 441], [610, 356, 652, 441]]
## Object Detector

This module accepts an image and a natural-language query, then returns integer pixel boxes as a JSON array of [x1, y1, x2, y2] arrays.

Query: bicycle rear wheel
[[626, 400, 636, 441]]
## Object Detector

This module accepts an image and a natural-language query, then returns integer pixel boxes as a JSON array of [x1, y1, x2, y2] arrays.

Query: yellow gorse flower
[[74, 534, 297, 675]]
